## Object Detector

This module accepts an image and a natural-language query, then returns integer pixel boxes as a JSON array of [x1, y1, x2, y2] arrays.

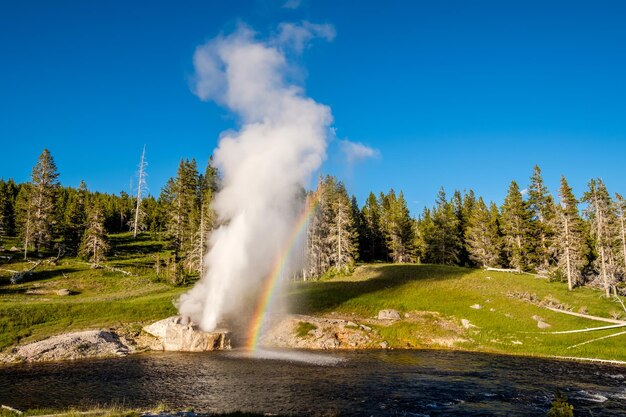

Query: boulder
[[461, 319, 477, 329], [143, 316, 230, 352], [537, 320, 551, 329], [56, 289, 72, 296], [377, 309, 401, 320], [470, 304, 482, 310]]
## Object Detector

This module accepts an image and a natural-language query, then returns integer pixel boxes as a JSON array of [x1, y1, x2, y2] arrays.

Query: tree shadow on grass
[[0, 267, 81, 286], [289, 264, 473, 315]]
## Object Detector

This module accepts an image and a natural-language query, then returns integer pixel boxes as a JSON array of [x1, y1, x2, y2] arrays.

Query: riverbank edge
[[2, 313, 626, 367]]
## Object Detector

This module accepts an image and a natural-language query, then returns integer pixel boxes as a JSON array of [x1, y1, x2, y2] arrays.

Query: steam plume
[[178, 23, 333, 332]]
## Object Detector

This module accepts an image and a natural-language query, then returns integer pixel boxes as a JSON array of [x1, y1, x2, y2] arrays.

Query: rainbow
[[246, 192, 319, 351]]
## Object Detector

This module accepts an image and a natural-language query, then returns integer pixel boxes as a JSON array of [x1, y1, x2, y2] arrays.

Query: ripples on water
[[0, 350, 625, 416]]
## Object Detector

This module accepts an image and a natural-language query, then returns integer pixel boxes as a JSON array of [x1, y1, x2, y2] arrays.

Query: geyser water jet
[[178, 23, 334, 341]]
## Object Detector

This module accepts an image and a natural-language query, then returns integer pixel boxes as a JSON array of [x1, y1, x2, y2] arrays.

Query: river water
[[1, 349, 625, 416]]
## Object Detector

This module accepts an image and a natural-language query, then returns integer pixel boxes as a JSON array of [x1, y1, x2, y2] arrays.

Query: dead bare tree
[[132, 145, 148, 238]]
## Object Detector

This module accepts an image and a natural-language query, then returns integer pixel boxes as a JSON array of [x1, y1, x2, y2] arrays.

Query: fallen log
[[537, 323, 626, 335], [10, 260, 43, 284], [544, 306, 626, 324], [567, 330, 626, 350]]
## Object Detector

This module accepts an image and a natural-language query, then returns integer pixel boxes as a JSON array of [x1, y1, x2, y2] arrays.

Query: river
[[1, 350, 625, 416]]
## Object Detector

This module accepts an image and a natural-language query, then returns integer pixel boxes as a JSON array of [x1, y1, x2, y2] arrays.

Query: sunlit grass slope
[[291, 264, 626, 361]]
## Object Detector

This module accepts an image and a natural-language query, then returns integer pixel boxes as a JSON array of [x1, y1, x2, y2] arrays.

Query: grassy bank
[[0, 233, 184, 350], [290, 264, 626, 362], [2, 233, 626, 362]]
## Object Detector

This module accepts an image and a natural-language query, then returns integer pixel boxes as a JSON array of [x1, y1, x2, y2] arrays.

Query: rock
[[512, 340, 523, 345], [5, 330, 130, 362], [346, 321, 357, 327], [531, 315, 544, 322], [9, 246, 19, 252], [377, 309, 401, 320], [537, 321, 551, 329], [470, 304, 482, 310], [380, 341, 389, 349], [143, 316, 230, 352], [56, 289, 72, 296], [461, 319, 477, 329], [359, 324, 372, 332]]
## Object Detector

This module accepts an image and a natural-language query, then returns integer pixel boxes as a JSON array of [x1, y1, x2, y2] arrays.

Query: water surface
[[1, 350, 625, 416]]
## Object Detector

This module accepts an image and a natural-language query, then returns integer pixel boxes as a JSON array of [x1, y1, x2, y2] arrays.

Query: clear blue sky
[[1, 0, 625, 212]]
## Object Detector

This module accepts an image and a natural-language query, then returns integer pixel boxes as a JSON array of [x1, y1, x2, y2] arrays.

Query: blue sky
[[1, 0, 625, 212]]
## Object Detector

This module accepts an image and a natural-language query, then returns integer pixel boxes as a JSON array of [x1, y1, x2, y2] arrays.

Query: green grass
[[0, 232, 185, 350], [289, 263, 626, 361], [294, 321, 317, 338], [3, 233, 626, 362]]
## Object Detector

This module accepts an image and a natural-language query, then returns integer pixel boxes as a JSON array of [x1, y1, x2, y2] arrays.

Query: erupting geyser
[[178, 22, 335, 341]]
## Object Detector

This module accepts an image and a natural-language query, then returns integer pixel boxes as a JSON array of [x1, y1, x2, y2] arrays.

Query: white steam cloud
[[178, 23, 334, 332], [340, 140, 381, 163]]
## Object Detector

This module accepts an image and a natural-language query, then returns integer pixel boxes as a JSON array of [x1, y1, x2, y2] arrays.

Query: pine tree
[[165, 159, 201, 273], [0, 179, 18, 237], [80, 201, 109, 267], [500, 181, 534, 271], [361, 192, 386, 262], [528, 165, 556, 272], [465, 198, 502, 267], [15, 184, 34, 259], [583, 179, 617, 297], [305, 177, 332, 278], [351, 195, 365, 261], [0, 180, 8, 243], [63, 180, 88, 255], [188, 161, 218, 276], [555, 176, 587, 290], [380, 189, 414, 263], [427, 188, 461, 265], [615, 193, 626, 279], [29, 149, 60, 253], [327, 180, 358, 272]]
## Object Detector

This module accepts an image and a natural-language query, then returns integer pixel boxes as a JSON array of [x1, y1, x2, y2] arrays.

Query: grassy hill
[[290, 264, 626, 362], [2, 235, 626, 362]]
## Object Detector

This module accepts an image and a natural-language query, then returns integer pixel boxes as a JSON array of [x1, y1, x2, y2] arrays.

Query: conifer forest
[[2, 148, 624, 298]]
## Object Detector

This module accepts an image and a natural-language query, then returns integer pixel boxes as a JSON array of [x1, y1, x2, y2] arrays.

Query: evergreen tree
[[426, 188, 461, 265], [79, 201, 109, 267], [350, 195, 365, 262], [465, 198, 502, 267], [500, 181, 534, 271], [528, 165, 556, 271], [305, 177, 332, 278], [15, 184, 34, 259], [380, 189, 414, 263], [583, 179, 617, 297], [165, 159, 201, 273], [0, 179, 18, 237], [188, 161, 218, 276], [555, 176, 587, 290], [414, 208, 433, 264], [327, 181, 358, 272], [0, 180, 9, 242], [615, 193, 626, 280], [63, 180, 88, 255], [361, 192, 386, 262], [29, 149, 60, 253]]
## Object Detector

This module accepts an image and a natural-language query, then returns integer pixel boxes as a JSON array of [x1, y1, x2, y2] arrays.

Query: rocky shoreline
[[0, 309, 467, 364]]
